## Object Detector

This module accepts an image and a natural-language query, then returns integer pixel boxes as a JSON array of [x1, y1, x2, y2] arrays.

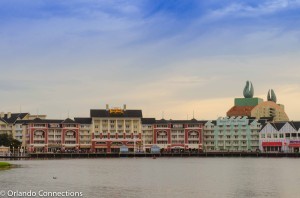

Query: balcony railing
[[65, 137, 76, 141], [33, 137, 45, 141]]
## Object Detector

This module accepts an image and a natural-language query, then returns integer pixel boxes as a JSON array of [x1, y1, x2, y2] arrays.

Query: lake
[[1, 158, 300, 198]]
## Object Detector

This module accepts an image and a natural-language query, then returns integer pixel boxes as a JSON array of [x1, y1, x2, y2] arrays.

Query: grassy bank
[[0, 162, 11, 168]]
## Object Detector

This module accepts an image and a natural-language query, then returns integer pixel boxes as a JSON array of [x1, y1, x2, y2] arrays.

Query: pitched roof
[[273, 122, 286, 131], [62, 118, 77, 124], [28, 118, 64, 124], [155, 119, 207, 124], [74, 117, 92, 124], [141, 118, 156, 124], [90, 109, 143, 118], [291, 122, 300, 131], [0, 113, 29, 124], [227, 106, 254, 117], [15, 120, 32, 124]]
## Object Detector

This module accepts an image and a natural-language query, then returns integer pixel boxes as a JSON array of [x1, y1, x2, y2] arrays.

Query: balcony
[[65, 137, 76, 141], [33, 137, 45, 141], [188, 137, 199, 141], [157, 138, 168, 141]]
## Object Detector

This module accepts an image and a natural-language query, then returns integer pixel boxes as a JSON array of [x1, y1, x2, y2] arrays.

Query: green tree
[[0, 133, 21, 148]]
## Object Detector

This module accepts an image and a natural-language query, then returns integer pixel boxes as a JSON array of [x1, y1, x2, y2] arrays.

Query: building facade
[[26, 118, 81, 153], [259, 122, 300, 152], [153, 119, 204, 152], [0, 112, 45, 147], [91, 105, 143, 153], [203, 116, 266, 152], [227, 81, 289, 121], [141, 118, 156, 152], [75, 118, 92, 152]]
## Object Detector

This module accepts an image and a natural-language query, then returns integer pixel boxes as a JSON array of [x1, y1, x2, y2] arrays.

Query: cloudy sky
[[1, 0, 300, 120]]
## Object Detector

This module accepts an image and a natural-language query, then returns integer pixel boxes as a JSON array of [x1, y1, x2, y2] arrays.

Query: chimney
[[123, 104, 126, 111], [7, 112, 11, 118], [106, 104, 109, 111], [0, 112, 4, 118]]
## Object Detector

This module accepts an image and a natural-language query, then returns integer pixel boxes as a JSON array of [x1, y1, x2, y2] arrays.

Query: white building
[[259, 122, 300, 152]]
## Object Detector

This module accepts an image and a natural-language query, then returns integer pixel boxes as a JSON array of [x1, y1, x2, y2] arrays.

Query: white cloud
[[208, 0, 300, 18]]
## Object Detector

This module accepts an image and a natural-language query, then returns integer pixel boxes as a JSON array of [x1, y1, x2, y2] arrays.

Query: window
[[286, 133, 290, 138], [273, 134, 278, 138], [261, 134, 265, 138], [95, 125, 99, 129], [267, 134, 271, 138], [279, 134, 284, 138], [173, 124, 183, 128]]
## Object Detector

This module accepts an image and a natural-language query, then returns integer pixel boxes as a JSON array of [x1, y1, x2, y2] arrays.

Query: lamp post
[[133, 135, 136, 154]]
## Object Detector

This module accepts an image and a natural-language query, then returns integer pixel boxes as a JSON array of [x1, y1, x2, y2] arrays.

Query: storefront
[[262, 142, 283, 152], [150, 145, 160, 154], [0, 146, 9, 156], [120, 145, 129, 153], [289, 141, 300, 153]]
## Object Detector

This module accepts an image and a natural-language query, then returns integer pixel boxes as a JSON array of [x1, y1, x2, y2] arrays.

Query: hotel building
[[74, 118, 92, 152], [141, 118, 156, 152], [227, 81, 289, 121], [203, 116, 268, 152], [259, 122, 300, 152], [91, 105, 143, 153], [25, 118, 80, 153], [153, 119, 204, 152], [0, 112, 45, 147]]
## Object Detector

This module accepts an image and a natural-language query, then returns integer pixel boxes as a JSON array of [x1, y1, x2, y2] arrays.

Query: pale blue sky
[[1, 0, 300, 119]]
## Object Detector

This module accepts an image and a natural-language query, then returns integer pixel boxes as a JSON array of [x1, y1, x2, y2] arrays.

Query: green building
[[203, 116, 268, 152]]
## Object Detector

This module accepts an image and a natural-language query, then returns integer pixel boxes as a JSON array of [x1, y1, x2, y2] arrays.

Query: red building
[[26, 118, 80, 153], [152, 119, 205, 152]]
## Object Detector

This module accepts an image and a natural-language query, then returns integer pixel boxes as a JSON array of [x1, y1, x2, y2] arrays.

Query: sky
[[1, 0, 300, 120]]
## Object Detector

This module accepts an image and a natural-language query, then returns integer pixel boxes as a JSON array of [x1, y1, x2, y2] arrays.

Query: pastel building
[[74, 118, 92, 152], [91, 105, 143, 153], [259, 122, 300, 152], [25, 118, 80, 153], [0, 112, 45, 147], [141, 118, 156, 152], [227, 81, 289, 121], [203, 116, 268, 152], [153, 119, 204, 152]]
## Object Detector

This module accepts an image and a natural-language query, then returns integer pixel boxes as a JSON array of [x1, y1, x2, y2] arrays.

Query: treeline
[[0, 134, 22, 148]]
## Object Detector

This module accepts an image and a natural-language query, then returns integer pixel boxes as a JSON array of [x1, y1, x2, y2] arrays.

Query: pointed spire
[[243, 81, 254, 98]]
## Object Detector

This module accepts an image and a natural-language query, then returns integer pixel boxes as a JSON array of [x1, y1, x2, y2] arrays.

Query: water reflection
[[1, 158, 300, 198]]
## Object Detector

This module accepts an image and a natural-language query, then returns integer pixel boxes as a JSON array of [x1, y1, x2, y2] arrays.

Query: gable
[[0, 120, 7, 125], [260, 123, 277, 133], [279, 122, 297, 133]]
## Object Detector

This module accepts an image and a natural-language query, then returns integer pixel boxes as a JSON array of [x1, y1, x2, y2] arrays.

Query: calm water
[[1, 158, 300, 198]]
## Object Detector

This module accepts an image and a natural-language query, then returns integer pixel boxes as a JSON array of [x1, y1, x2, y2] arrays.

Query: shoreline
[[2, 152, 300, 159], [0, 162, 11, 169]]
